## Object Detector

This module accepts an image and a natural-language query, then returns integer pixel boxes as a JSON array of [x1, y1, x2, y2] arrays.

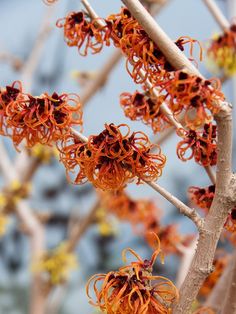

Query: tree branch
[[202, 0, 230, 31], [174, 105, 233, 313], [80, 50, 122, 106], [146, 182, 203, 231]]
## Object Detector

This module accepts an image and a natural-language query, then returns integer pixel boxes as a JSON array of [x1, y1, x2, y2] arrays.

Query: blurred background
[[0, 0, 235, 313]]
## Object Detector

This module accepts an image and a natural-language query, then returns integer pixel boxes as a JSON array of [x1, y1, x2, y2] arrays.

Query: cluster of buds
[[59, 123, 166, 191], [207, 24, 236, 77], [0, 82, 83, 148], [177, 123, 217, 166], [120, 91, 170, 133], [87, 235, 178, 313], [100, 191, 187, 254], [33, 242, 77, 285]]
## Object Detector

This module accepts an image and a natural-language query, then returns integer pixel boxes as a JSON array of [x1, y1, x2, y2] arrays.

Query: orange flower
[[107, 9, 201, 84], [120, 91, 171, 133], [87, 235, 178, 314], [0, 81, 22, 135], [100, 191, 186, 254], [188, 185, 215, 212], [56, 11, 111, 56], [59, 123, 166, 191], [160, 71, 224, 129], [224, 208, 236, 243], [177, 123, 217, 166], [58, 7, 201, 84], [0, 82, 83, 148]]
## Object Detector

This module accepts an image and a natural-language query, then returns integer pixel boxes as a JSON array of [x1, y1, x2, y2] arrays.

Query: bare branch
[[80, 50, 122, 106], [202, 0, 230, 31], [21, 6, 54, 91], [67, 200, 99, 252], [174, 104, 233, 313], [146, 182, 203, 230]]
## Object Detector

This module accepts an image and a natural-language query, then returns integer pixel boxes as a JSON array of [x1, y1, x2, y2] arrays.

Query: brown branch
[[21, 6, 53, 92], [174, 105, 233, 313], [80, 49, 122, 106], [67, 200, 99, 252], [117, 1, 234, 313], [202, 0, 230, 31], [146, 182, 203, 230]]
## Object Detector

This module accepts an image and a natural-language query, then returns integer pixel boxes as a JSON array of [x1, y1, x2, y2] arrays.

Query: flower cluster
[[33, 242, 77, 285], [100, 190, 186, 254], [59, 123, 166, 191], [120, 91, 170, 133], [199, 255, 228, 297], [0, 82, 83, 148], [188, 185, 215, 212], [207, 24, 236, 76], [120, 71, 224, 134], [177, 123, 217, 166], [57, 8, 201, 84], [161, 71, 224, 129], [107, 8, 201, 84], [87, 235, 178, 313], [56, 11, 111, 56]]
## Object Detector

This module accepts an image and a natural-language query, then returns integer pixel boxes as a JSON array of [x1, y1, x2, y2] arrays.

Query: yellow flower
[[0, 213, 9, 237], [30, 144, 58, 163], [33, 242, 77, 285], [0, 194, 7, 209]]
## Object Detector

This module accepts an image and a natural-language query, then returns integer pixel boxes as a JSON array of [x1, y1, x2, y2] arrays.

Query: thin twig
[[80, 50, 122, 105], [67, 200, 99, 252], [146, 182, 203, 230], [202, 0, 230, 31], [21, 6, 54, 92], [0, 139, 19, 184]]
